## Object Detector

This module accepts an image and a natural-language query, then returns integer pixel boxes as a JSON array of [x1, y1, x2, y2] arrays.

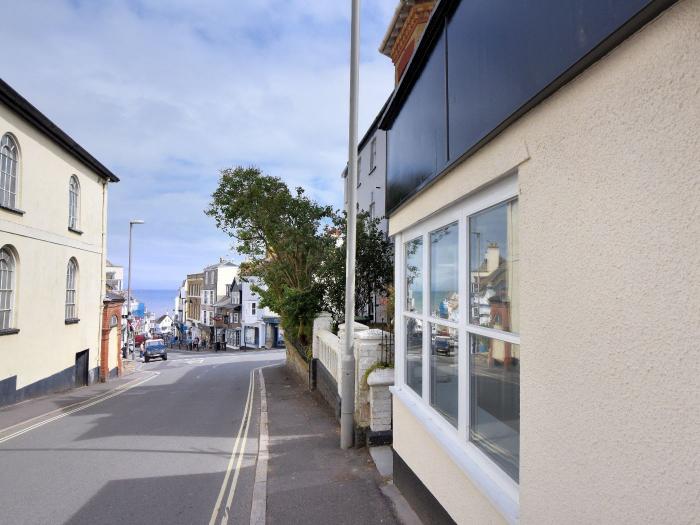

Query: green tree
[[206, 166, 334, 345], [320, 211, 394, 326]]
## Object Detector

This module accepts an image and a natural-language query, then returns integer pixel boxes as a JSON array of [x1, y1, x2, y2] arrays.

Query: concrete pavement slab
[[263, 364, 401, 525]]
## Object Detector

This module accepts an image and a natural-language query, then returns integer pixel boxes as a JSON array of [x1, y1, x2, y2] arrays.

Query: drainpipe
[[97, 180, 107, 381], [340, 0, 360, 450]]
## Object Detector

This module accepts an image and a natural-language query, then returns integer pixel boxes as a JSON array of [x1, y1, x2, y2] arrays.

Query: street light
[[127, 219, 144, 360], [340, 0, 360, 450]]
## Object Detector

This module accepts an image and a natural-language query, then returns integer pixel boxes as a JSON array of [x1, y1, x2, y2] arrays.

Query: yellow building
[[0, 79, 119, 407], [382, 0, 699, 523]]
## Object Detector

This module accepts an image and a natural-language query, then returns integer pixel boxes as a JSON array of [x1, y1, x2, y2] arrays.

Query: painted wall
[[389, 1, 700, 523], [0, 102, 109, 403]]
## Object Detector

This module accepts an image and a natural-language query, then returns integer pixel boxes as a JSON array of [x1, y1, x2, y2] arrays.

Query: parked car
[[143, 339, 167, 363]]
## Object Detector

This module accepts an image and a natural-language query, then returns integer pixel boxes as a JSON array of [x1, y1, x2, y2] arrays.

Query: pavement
[[263, 364, 403, 525], [0, 350, 416, 525]]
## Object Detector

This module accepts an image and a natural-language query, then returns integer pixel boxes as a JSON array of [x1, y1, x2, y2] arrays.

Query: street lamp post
[[340, 0, 360, 450], [127, 219, 145, 360]]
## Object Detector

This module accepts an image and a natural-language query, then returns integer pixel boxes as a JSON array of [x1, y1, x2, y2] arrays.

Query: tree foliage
[[318, 211, 394, 326], [207, 166, 394, 343], [206, 167, 333, 344]]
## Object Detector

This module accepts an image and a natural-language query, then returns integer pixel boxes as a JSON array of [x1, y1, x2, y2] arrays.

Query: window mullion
[[458, 216, 468, 439], [421, 232, 430, 401]]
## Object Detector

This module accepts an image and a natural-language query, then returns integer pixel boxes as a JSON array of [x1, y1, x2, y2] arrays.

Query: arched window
[[0, 246, 16, 330], [68, 175, 80, 230], [0, 134, 19, 209], [65, 258, 78, 320]]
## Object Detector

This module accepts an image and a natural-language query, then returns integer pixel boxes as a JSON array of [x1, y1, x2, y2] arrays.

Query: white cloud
[[0, 0, 396, 289]]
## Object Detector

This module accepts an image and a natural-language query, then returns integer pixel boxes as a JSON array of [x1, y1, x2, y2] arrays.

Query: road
[[0, 349, 284, 525]]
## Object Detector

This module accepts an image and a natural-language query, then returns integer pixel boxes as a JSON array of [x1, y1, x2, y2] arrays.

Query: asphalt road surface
[[0, 349, 284, 525]]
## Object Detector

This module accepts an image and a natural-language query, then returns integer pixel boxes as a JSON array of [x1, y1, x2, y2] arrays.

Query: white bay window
[[395, 175, 520, 494]]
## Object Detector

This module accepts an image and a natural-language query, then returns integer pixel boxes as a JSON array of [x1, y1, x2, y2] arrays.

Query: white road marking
[[249, 368, 270, 525], [209, 363, 280, 525], [208, 368, 256, 525], [0, 372, 159, 445]]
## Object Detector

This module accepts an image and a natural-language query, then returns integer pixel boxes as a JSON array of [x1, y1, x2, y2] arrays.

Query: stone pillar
[[368, 368, 394, 433], [312, 312, 333, 359], [352, 328, 387, 428]]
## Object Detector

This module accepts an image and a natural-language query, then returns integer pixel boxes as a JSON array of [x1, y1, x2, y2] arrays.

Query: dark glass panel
[[387, 31, 447, 212]]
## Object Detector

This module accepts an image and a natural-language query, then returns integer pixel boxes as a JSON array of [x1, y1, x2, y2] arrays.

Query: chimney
[[486, 243, 500, 274], [379, 0, 437, 84]]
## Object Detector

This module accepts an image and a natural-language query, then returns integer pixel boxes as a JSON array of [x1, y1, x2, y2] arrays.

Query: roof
[[105, 260, 122, 268], [380, 0, 424, 57], [0, 78, 120, 183], [214, 297, 233, 307], [156, 314, 171, 323]]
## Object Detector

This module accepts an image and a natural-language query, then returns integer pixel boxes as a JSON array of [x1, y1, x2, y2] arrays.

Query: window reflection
[[405, 237, 423, 313], [469, 334, 520, 481], [469, 200, 519, 333], [430, 324, 458, 426], [430, 222, 458, 322], [405, 317, 423, 396]]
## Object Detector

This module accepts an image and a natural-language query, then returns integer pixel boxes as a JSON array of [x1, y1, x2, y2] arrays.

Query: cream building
[[382, 0, 699, 523], [0, 78, 119, 407]]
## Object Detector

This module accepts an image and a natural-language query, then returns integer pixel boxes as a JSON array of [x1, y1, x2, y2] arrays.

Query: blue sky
[[0, 0, 396, 289]]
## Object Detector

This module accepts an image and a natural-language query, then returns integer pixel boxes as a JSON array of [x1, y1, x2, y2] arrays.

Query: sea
[[133, 289, 178, 317]]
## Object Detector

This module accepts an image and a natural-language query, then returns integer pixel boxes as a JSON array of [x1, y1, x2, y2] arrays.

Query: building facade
[[200, 260, 239, 345], [0, 79, 119, 407], [186, 272, 203, 340], [383, 0, 699, 523]]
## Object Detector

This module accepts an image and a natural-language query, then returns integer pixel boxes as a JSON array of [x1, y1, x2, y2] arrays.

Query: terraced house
[[382, 0, 699, 523], [0, 78, 119, 407]]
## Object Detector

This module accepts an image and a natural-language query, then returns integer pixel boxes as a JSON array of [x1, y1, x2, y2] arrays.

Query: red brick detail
[[100, 300, 124, 382]]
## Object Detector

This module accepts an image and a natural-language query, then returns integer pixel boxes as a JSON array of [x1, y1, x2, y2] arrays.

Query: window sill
[[391, 385, 519, 524], [68, 226, 83, 235], [65, 318, 80, 325], [0, 203, 25, 216], [0, 328, 20, 336]]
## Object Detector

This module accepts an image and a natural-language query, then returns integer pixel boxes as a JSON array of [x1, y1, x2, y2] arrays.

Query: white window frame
[[370, 137, 377, 172], [68, 175, 80, 230], [0, 134, 19, 210], [65, 258, 78, 320], [233, 313, 239, 323], [0, 246, 16, 330], [251, 302, 256, 316], [392, 175, 519, 523]]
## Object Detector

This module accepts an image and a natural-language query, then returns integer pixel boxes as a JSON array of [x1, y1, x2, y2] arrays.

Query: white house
[[238, 277, 281, 349], [155, 314, 173, 334], [0, 78, 120, 407], [382, 1, 700, 523]]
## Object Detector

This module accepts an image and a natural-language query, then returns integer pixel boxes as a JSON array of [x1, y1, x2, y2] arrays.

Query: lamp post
[[127, 219, 144, 360], [340, 0, 360, 450]]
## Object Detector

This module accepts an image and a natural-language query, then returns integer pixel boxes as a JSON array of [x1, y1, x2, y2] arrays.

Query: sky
[[0, 0, 396, 290]]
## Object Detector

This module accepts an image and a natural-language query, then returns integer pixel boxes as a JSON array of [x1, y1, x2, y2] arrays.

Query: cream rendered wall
[[108, 327, 118, 371], [390, 1, 699, 523], [0, 103, 108, 391]]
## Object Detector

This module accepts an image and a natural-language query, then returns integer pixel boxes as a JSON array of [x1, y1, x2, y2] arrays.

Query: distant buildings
[[174, 263, 282, 350], [0, 78, 121, 407]]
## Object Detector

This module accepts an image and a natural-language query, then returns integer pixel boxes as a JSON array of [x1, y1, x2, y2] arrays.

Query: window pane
[[405, 237, 423, 313], [469, 334, 520, 481], [469, 200, 519, 333], [405, 317, 423, 395], [430, 222, 458, 321], [430, 323, 458, 426]]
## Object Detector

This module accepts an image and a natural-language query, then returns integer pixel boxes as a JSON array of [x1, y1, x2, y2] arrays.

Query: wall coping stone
[[367, 368, 395, 387]]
